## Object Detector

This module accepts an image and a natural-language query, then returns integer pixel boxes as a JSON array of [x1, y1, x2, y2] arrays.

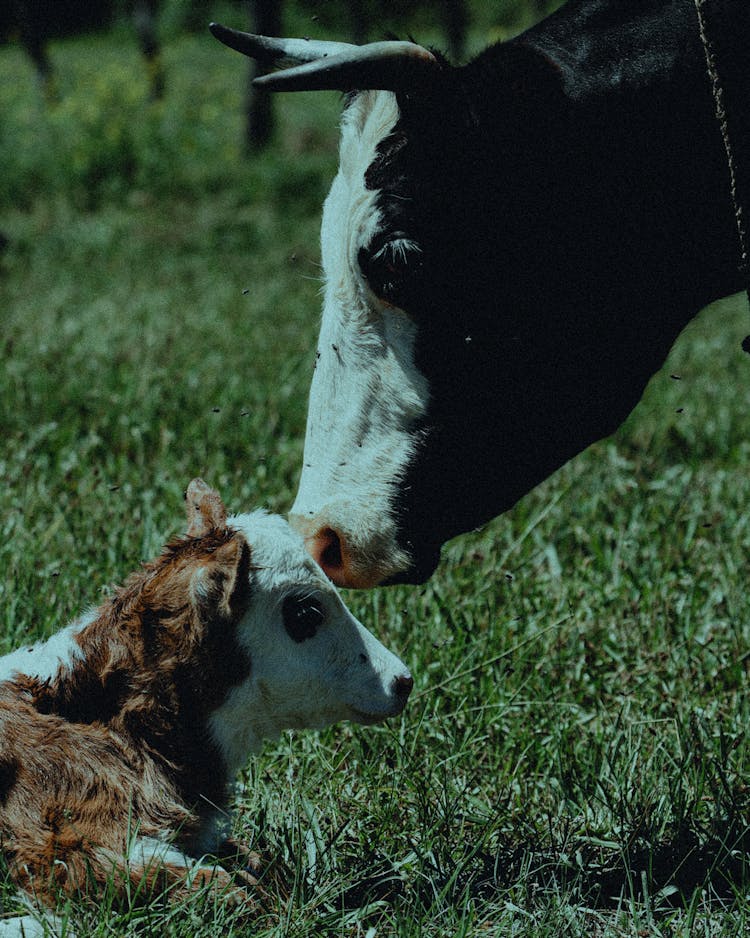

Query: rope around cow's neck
[[694, 0, 750, 352]]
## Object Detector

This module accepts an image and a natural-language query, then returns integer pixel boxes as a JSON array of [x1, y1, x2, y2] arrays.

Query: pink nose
[[307, 527, 384, 589], [308, 527, 344, 579]]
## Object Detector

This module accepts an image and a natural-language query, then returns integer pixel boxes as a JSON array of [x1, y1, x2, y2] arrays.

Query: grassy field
[[1, 9, 749, 937]]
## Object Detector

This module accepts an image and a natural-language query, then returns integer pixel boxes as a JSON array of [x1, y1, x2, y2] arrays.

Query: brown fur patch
[[0, 487, 259, 911]]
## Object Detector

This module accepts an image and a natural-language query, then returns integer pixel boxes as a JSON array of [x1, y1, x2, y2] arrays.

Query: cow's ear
[[185, 478, 227, 537], [190, 535, 253, 624]]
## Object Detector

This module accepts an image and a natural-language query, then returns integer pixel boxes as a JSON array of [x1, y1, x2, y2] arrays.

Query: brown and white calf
[[0, 479, 412, 934]]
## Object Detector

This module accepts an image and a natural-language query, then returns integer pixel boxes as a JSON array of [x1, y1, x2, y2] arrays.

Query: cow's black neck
[[385, 0, 750, 575]]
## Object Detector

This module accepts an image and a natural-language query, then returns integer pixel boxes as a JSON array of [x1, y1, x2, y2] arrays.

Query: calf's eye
[[283, 595, 326, 643]]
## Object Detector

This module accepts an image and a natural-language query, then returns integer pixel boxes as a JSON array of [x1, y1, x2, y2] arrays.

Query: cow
[[210, 0, 750, 588]]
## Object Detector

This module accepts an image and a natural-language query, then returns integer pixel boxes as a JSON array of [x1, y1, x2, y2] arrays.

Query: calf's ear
[[190, 536, 253, 624], [185, 477, 227, 537]]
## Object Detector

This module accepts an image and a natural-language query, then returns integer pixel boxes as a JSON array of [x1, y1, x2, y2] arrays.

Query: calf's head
[[177, 480, 413, 775], [106, 480, 411, 780]]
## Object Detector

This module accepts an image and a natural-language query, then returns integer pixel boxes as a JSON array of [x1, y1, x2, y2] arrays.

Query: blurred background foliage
[[0, 0, 557, 40], [0, 0, 562, 210]]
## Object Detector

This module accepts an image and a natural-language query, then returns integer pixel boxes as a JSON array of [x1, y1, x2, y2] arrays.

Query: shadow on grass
[[341, 820, 750, 913]]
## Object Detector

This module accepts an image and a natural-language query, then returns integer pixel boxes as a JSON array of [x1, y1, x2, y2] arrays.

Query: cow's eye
[[358, 237, 422, 308], [282, 595, 326, 643]]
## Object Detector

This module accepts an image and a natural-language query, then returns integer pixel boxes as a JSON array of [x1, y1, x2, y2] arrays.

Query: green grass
[[1, 13, 749, 937]]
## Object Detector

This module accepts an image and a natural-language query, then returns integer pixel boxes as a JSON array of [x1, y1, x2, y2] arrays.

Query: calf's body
[[0, 481, 411, 929]]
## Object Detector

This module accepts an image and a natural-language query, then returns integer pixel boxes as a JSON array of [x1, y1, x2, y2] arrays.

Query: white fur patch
[[0, 914, 66, 938], [209, 511, 410, 773], [0, 611, 93, 687], [128, 835, 192, 869], [289, 91, 430, 582], [0, 892, 69, 937]]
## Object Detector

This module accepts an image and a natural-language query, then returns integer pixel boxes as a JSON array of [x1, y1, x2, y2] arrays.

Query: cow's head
[[210, 24, 655, 587], [292, 87, 435, 588]]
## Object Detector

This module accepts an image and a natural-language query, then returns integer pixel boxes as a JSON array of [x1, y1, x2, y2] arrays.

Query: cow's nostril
[[304, 523, 384, 588], [308, 526, 346, 581], [391, 673, 414, 701], [319, 528, 343, 570]]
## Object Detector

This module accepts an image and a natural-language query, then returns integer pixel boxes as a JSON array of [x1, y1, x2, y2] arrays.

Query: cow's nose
[[306, 526, 383, 588], [308, 526, 346, 582], [391, 672, 413, 703]]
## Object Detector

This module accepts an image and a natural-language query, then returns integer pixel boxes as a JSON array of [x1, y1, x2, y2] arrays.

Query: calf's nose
[[391, 672, 414, 703]]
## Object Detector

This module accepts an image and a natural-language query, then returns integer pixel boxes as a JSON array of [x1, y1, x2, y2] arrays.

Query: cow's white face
[[209, 510, 412, 773], [290, 91, 431, 588]]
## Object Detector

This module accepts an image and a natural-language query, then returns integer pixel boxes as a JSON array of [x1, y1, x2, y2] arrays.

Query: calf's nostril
[[391, 673, 414, 701]]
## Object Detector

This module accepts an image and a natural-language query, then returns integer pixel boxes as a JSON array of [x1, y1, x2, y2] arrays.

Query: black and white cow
[[211, 0, 750, 587]]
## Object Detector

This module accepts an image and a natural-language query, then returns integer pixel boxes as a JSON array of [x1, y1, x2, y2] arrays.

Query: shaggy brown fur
[[0, 480, 259, 910]]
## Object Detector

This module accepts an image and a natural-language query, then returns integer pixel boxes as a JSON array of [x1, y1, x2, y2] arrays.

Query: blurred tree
[[7, 0, 164, 102], [244, 0, 281, 152], [3, 0, 113, 42], [11, 0, 58, 101], [133, 0, 165, 100]]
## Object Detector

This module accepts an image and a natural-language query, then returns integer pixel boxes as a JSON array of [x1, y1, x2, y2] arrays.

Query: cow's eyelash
[[358, 237, 423, 306]]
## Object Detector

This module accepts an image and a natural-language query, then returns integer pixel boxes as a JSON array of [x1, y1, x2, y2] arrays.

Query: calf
[[0, 479, 412, 934]]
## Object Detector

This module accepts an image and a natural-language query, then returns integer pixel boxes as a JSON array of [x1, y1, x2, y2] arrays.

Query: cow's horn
[[209, 24, 438, 93], [209, 23, 356, 67]]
